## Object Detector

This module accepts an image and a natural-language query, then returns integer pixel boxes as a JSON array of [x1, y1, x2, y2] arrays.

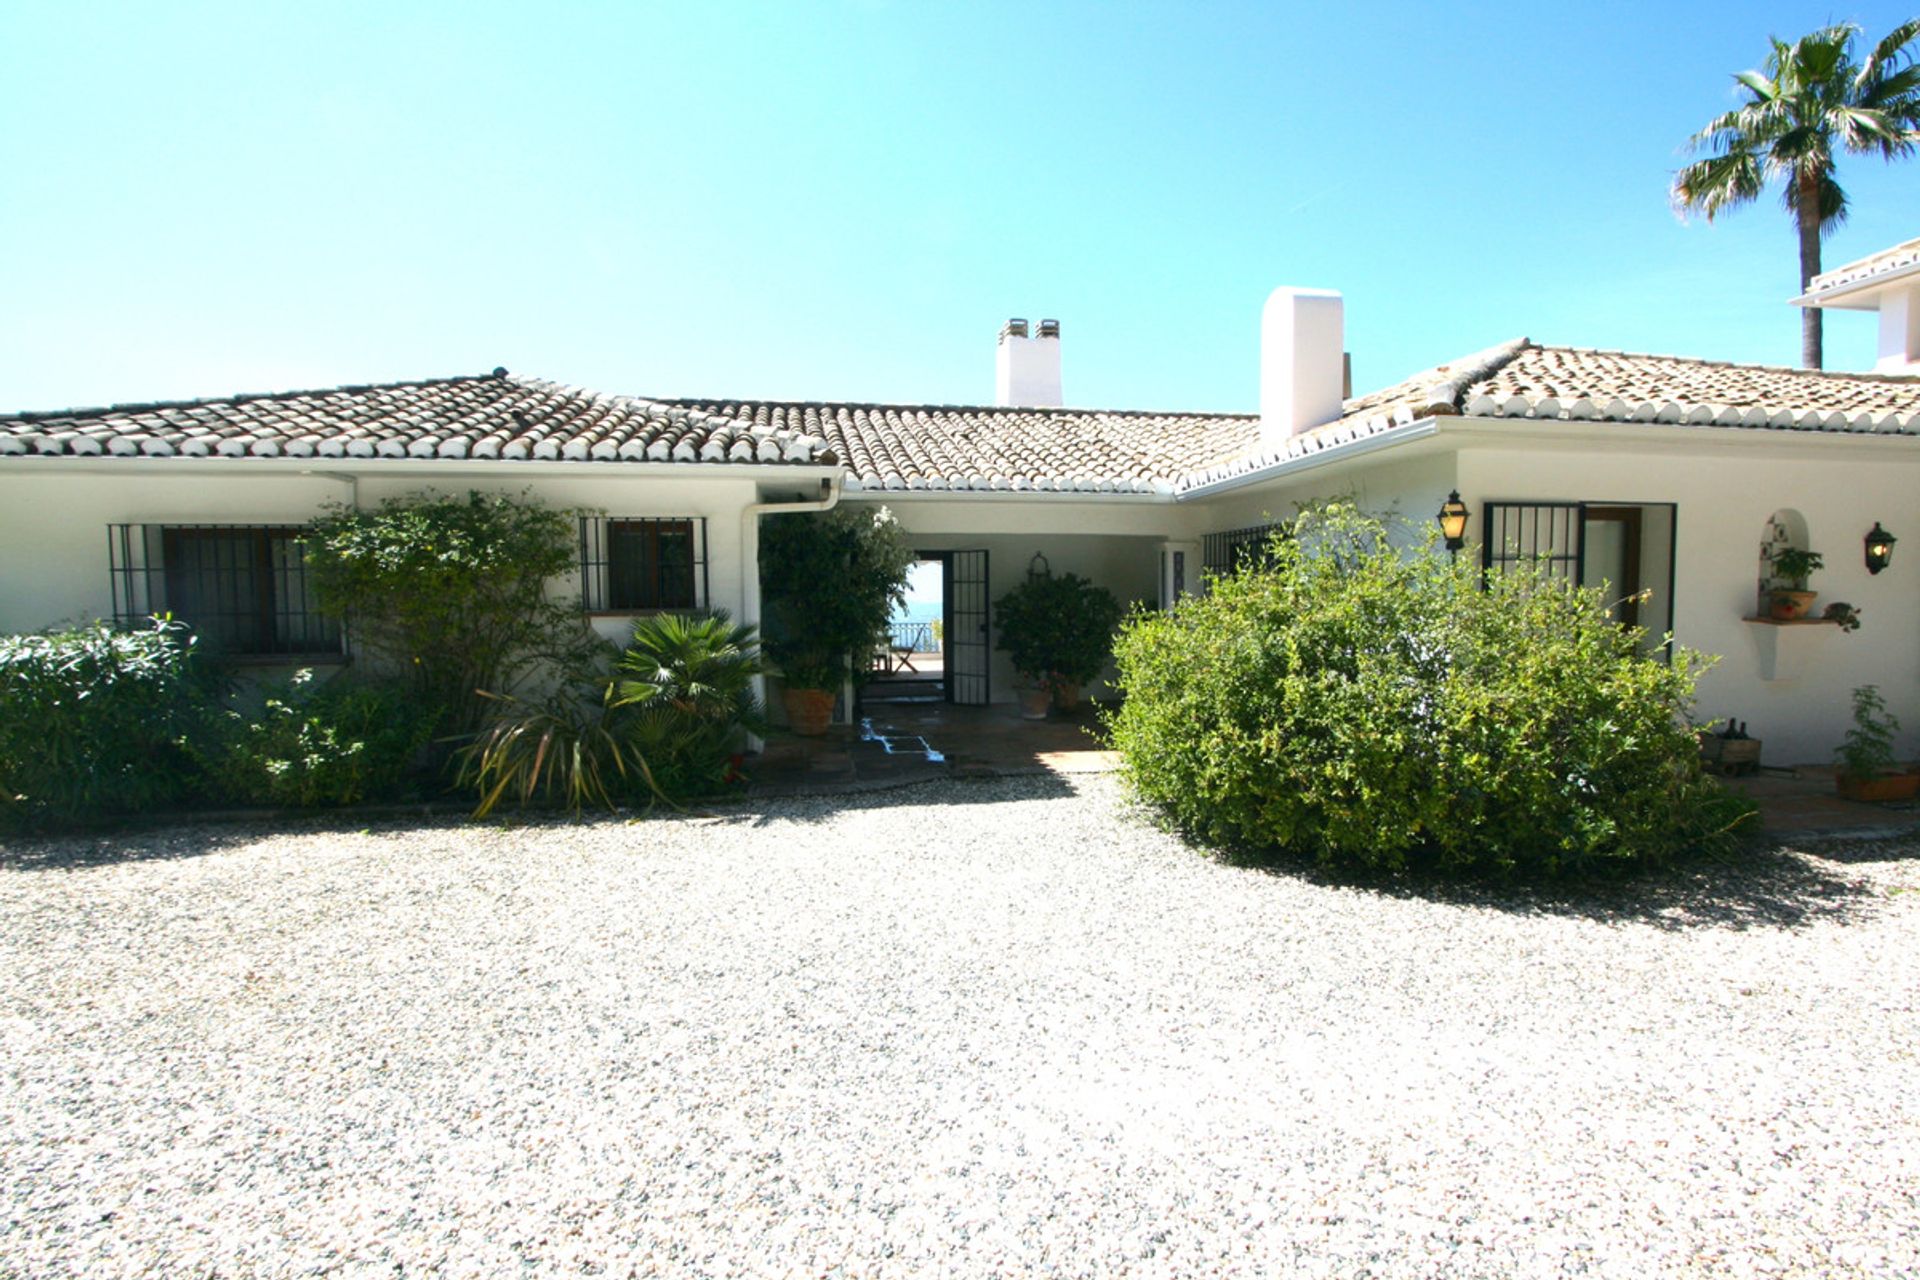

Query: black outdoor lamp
[[1865, 522, 1897, 575], [1437, 490, 1470, 554]]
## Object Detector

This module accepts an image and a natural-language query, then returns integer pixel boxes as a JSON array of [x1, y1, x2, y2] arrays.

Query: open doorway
[[865, 550, 992, 706], [866, 556, 948, 703]]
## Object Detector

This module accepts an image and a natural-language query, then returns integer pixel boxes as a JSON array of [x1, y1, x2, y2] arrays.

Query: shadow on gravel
[[0, 810, 474, 873], [1215, 835, 1915, 933], [732, 770, 1078, 826], [0, 775, 1085, 870]]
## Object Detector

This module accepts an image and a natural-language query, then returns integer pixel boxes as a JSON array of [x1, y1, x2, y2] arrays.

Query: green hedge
[[0, 620, 219, 826], [1104, 503, 1754, 878]]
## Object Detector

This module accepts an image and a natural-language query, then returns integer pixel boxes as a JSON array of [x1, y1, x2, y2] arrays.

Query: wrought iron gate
[[946, 550, 990, 705]]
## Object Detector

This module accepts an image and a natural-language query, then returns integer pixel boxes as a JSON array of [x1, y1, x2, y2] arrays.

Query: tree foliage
[[994, 570, 1124, 689], [1672, 21, 1920, 367], [1104, 502, 1754, 879], [758, 504, 915, 690], [302, 490, 603, 733]]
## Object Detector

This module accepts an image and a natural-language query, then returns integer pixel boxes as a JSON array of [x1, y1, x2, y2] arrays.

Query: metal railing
[[885, 620, 939, 652]]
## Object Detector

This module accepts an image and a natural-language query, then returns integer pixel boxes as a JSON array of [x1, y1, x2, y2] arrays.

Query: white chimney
[[1260, 287, 1345, 447], [996, 317, 1063, 407]]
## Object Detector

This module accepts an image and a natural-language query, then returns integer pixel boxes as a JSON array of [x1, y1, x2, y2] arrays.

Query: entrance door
[[1580, 507, 1643, 628], [947, 550, 990, 705]]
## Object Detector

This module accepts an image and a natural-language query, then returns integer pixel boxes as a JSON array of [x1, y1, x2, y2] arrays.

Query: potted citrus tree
[[758, 506, 914, 736], [1766, 547, 1824, 620], [994, 569, 1124, 716], [1834, 684, 1919, 802]]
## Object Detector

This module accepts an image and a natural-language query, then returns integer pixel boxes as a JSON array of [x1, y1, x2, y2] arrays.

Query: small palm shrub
[[0, 619, 221, 827], [612, 612, 766, 798], [205, 670, 436, 807], [460, 613, 769, 816], [1104, 502, 1753, 879]]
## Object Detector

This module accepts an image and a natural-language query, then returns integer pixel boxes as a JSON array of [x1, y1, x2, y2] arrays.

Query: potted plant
[[995, 569, 1124, 713], [758, 506, 915, 736], [1834, 684, 1919, 802], [1765, 546, 1823, 620]]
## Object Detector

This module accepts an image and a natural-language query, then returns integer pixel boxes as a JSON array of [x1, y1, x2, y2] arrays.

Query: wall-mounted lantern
[[1437, 491, 1470, 554], [1865, 522, 1897, 575]]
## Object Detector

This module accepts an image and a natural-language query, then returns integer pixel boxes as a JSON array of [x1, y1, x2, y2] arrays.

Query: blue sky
[[4, 2, 1917, 413]]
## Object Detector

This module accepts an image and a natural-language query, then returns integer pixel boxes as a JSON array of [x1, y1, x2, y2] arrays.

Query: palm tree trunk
[[1797, 177, 1823, 370]]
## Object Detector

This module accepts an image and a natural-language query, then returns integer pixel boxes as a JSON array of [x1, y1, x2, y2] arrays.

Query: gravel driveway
[[4, 776, 1918, 1279]]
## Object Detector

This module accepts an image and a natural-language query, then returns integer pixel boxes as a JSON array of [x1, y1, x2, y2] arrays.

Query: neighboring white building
[[3, 244, 1918, 763]]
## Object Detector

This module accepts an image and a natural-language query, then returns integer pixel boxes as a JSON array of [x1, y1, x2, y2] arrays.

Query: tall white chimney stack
[[996, 317, 1063, 407], [1260, 288, 1345, 448]]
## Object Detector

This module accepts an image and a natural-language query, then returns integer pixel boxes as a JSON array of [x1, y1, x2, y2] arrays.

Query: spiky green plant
[[458, 688, 662, 819]]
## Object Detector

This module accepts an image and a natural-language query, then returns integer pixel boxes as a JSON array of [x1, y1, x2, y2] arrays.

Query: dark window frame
[[578, 515, 708, 614], [1201, 520, 1291, 580], [106, 523, 345, 661]]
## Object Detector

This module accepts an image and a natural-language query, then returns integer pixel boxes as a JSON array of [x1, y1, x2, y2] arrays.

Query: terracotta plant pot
[[1050, 680, 1082, 711], [1016, 686, 1052, 720], [1767, 590, 1817, 621], [1836, 770, 1920, 803], [782, 687, 836, 737]]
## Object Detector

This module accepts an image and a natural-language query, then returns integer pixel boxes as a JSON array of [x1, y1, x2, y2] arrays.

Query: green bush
[[759, 505, 915, 690], [205, 670, 436, 808], [457, 683, 660, 819], [460, 613, 768, 816], [994, 570, 1124, 692], [612, 612, 766, 799], [1104, 502, 1753, 879], [0, 619, 219, 826], [303, 490, 604, 734]]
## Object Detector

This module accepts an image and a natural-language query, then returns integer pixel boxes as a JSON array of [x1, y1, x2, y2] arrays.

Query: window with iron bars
[[1201, 520, 1290, 579], [1480, 502, 1585, 581], [106, 524, 344, 659], [578, 516, 708, 612]]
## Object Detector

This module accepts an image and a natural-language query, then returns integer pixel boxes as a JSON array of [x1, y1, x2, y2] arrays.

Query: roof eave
[[1792, 258, 1920, 310]]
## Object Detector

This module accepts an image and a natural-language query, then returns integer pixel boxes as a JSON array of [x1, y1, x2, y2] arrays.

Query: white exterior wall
[[0, 464, 775, 654], [1455, 436, 1920, 765], [1185, 429, 1919, 765], [1194, 450, 1460, 541]]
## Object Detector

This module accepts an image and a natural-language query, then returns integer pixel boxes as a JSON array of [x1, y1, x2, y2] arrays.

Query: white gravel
[[3, 776, 1919, 1279]]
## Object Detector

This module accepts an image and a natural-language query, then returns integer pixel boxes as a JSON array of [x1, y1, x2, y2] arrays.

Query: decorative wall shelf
[[1742, 616, 1844, 681]]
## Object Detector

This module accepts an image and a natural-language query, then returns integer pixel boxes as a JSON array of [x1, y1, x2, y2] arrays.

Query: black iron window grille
[[107, 524, 344, 658], [1480, 502, 1584, 582], [579, 516, 708, 612], [1202, 520, 1290, 579]]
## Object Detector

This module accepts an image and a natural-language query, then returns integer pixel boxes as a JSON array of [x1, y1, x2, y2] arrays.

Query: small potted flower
[[1834, 684, 1919, 802], [1766, 547, 1824, 620]]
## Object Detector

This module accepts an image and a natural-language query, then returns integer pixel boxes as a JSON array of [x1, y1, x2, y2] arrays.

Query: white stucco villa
[[4, 237, 1919, 764]]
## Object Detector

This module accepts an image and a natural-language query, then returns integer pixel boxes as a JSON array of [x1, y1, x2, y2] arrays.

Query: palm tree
[[1673, 21, 1920, 369]]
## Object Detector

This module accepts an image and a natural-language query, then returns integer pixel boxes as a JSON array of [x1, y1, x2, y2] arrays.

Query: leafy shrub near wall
[[0, 619, 219, 826], [1104, 502, 1753, 879], [460, 612, 767, 816], [303, 490, 604, 734], [203, 670, 436, 808], [759, 505, 916, 691]]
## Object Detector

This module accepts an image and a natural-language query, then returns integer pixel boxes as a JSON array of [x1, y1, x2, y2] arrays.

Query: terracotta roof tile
[[0, 372, 831, 468]]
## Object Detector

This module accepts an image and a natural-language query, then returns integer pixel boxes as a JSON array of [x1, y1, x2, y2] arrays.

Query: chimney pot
[[1001, 318, 1029, 341], [1037, 318, 1060, 338]]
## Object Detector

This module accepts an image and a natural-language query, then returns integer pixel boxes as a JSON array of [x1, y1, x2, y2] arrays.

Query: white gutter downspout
[[742, 475, 844, 745]]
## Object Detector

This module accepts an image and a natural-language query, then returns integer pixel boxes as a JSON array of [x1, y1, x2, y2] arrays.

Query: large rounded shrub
[[1104, 502, 1751, 878]]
